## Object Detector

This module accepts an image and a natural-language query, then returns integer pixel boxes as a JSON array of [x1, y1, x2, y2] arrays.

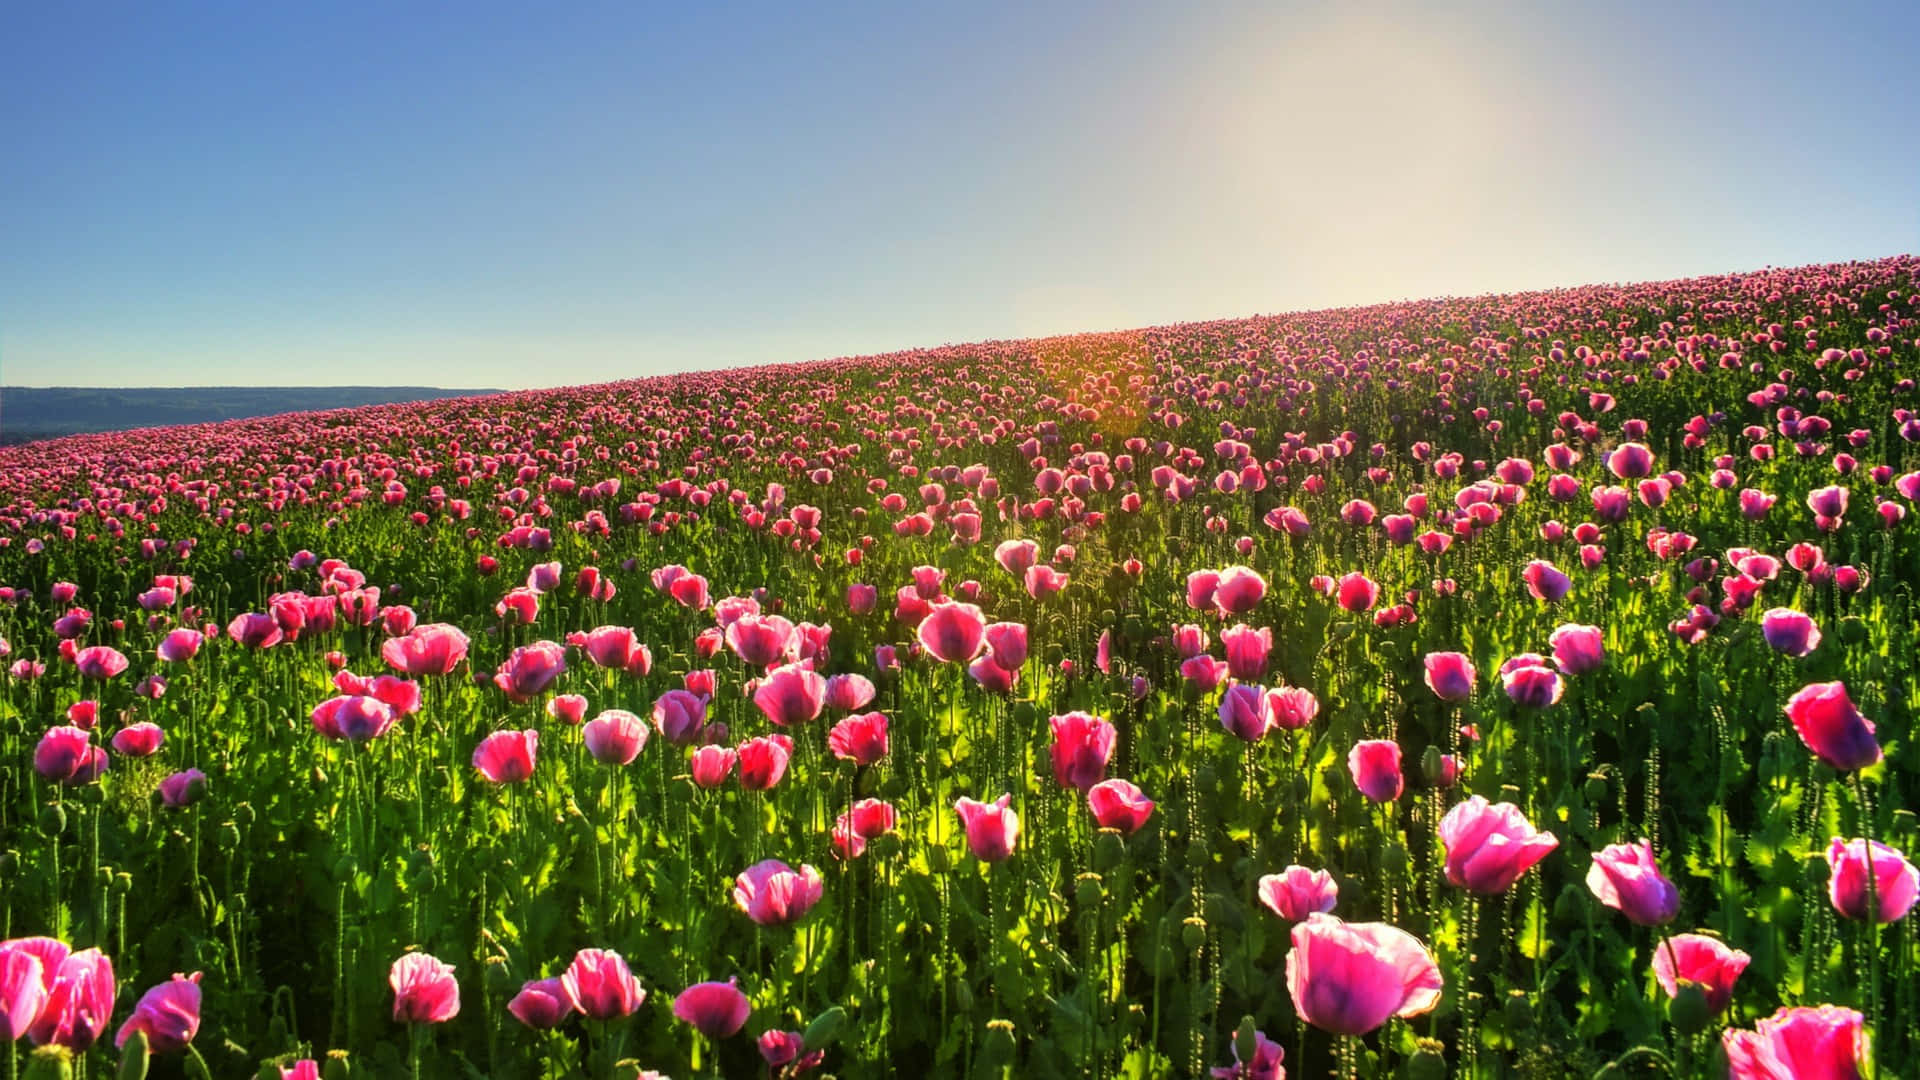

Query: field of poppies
[[1, 256, 1916, 1079]]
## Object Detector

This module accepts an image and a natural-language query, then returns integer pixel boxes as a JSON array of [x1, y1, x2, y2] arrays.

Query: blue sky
[[3, 0, 1916, 388]]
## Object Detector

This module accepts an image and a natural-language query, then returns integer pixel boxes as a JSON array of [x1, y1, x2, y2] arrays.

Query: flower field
[[2, 256, 1918, 1078]]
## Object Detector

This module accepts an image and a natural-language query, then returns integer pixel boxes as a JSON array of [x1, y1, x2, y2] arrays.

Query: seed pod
[[1181, 916, 1207, 951], [112, 872, 133, 896], [1582, 772, 1608, 803], [1406, 1038, 1448, 1080], [1093, 828, 1126, 871], [1667, 982, 1711, 1036], [979, 1019, 1018, 1069], [1502, 990, 1533, 1032], [218, 821, 241, 850], [25, 1046, 74, 1080], [1075, 872, 1104, 909], [38, 803, 66, 837], [484, 955, 513, 992], [323, 1051, 352, 1080]]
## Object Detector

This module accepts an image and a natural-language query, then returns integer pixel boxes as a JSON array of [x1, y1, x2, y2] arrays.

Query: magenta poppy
[[1285, 914, 1442, 1036], [1438, 796, 1558, 894]]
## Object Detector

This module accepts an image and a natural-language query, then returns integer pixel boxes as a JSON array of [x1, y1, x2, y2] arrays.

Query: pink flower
[[1185, 570, 1221, 611], [917, 602, 986, 663], [754, 662, 827, 727], [732, 860, 824, 926], [1606, 442, 1654, 479], [158, 769, 207, 808], [994, 539, 1039, 576], [725, 613, 796, 668], [495, 587, 540, 624], [1784, 681, 1880, 771], [669, 574, 711, 611], [578, 626, 653, 677], [1547, 624, 1605, 675], [0, 940, 55, 1042], [827, 712, 889, 766], [954, 794, 1020, 862], [73, 646, 128, 680], [1172, 624, 1210, 658], [526, 561, 563, 594], [1760, 608, 1821, 657], [1500, 655, 1563, 708], [561, 948, 646, 1020], [1181, 654, 1230, 692], [114, 972, 202, 1053], [1086, 779, 1155, 835], [1585, 840, 1680, 925], [653, 689, 709, 744], [110, 722, 166, 757], [1439, 796, 1558, 894], [1825, 837, 1920, 923], [473, 729, 539, 783], [1521, 559, 1571, 602], [1346, 740, 1403, 802], [26, 946, 115, 1050], [688, 745, 738, 788], [492, 641, 566, 703], [1335, 572, 1377, 613], [1218, 684, 1268, 742], [548, 693, 589, 726], [156, 629, 203, 663], [1257, 866, 1339, 921], [673, 978, 751, 1039], [737, 734, 794, 791], [390, 953, 459, 1024], [982, 622, 1029, 671], [1285, 914, 1442, 1036], [508, 978, 572, 1029], [759, 1029, 824, 1074], [1220, 624, 1271, 681], [1049, 712, 1116, 792], [311, 696, 397, 741], [33, 727, 108, 785], [1652, 933, 1749, 1013], [381, 623, 469, 676], [1023, 564, 1069, 600], [1807, 484, 1850, 519], [583, 710, 649, 765], [846, 583, 878, 615], [1422, 652, 1475, 702], [1723, 1005, 1867, 1080], [1264, 685, 1319, 731], [823, 672, 876, 712], [1213, 566, 1267, 615]]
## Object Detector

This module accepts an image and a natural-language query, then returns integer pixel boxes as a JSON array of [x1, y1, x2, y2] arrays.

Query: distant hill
[[0, 386, 504, 445]]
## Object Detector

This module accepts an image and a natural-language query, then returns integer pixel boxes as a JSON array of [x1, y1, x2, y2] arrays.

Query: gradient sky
[[4, 1, 1917, 389]]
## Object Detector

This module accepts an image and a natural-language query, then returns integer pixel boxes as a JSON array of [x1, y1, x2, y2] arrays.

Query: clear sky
[[3, 0, 1917, 389]]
